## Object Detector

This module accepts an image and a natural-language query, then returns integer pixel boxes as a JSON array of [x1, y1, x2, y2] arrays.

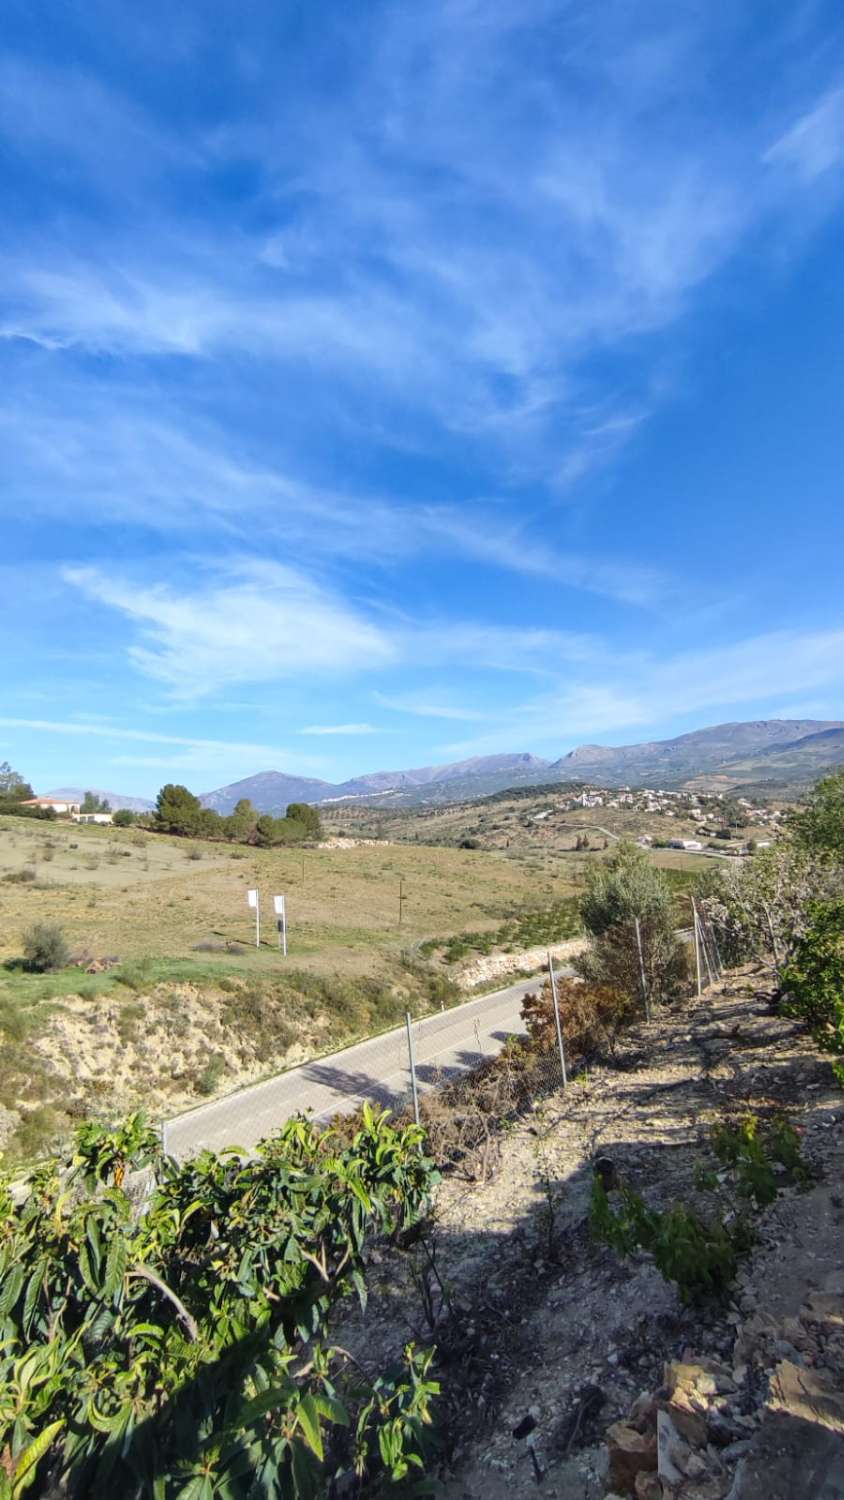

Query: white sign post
[[247, 888, 260, 947], [273, 894, 287, 956]]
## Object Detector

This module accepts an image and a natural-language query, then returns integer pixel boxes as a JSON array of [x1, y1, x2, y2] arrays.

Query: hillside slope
[[552, 719, 844, 787]]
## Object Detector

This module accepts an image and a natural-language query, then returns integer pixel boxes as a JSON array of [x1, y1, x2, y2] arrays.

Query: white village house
[[20, 796, 113, 824], [21, 796, 81, 815]]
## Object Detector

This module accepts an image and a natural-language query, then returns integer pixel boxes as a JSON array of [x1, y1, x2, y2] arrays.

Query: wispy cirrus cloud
[[373, 691, 490, 723], [765, 87, 844, 181], [299, 723, 381, 736], [441, 627, 844, 756], [0, 715, 315, 767], [4, 5, 844, 492], [4, 2, 844, 795], [1, 390, 669, 606], [63, 562, 397, 695], [61, 560, 606, 694]]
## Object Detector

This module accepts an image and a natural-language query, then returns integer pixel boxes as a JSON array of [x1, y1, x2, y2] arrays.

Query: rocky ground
[[459, 935, 587, 990], [335, 968, 844, 1497]]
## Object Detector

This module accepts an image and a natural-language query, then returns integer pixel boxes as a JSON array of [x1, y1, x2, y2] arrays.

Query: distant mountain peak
[[193, 718, 844, 814]]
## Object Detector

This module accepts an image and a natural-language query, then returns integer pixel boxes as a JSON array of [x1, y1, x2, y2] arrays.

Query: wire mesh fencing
[[163, 973, 564, 1162], [163, 912, 727, 1165]]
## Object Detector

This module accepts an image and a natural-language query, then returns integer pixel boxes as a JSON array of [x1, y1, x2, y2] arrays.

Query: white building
[[21, 797, 80, 815]]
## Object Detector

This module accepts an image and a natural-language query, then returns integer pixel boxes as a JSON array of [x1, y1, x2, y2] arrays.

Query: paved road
[[166, 972, 567, 1160]]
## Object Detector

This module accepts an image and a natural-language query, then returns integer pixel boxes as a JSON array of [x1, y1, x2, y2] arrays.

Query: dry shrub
[[521, 977, 633, 1062], [419, 1042, 544, 1180]]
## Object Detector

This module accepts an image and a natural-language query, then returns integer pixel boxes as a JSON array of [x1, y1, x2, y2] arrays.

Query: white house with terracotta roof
[[21, 796, 81, 815]]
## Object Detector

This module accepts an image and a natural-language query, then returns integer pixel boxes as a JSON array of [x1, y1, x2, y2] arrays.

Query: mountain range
[[40, 721, 844, 816], [195, 719, 844, 814], [43, 786, 155, 812]]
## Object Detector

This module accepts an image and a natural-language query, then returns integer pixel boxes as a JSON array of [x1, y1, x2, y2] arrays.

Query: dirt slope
[[336, 972, 844, 1497]]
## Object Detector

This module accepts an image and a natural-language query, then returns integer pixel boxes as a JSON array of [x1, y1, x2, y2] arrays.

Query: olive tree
[[575, 842, 688, 1004]]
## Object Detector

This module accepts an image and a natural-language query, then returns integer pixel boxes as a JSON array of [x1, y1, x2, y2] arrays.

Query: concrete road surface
[[166, 971, 568, 1159]]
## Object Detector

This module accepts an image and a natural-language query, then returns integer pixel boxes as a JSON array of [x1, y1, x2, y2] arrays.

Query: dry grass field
[[0, 813, 585, 1160], [0, 814, 579, 972]]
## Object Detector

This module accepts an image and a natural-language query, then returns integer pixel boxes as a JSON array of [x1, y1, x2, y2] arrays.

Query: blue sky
[[3, 0, 844, 797]]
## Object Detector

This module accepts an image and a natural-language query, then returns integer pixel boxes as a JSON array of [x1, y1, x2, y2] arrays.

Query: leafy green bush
[[780, 900, 844, 1019], [590, 1178, 746, 1303], [0, 1107, 439, 1497], [593, 1113, 808, 1301], [710, 1114, 809, 1203], [790, 769, 844, 862], [781, 900, 844, 1086], [697, 846, 840, 975], [22, 922, 70, 973]]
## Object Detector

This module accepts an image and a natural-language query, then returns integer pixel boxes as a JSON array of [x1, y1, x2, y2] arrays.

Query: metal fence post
[[405, 1011, 420, 1126], [692, 899, 714, 988], [699, 905, 723, 980], [634, 917, 651, 1020], [548, 951, 567, 1088], [691, 898, 703, 996]]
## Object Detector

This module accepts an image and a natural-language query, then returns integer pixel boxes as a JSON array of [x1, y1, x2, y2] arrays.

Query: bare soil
[[333, 971, 844, 1498]]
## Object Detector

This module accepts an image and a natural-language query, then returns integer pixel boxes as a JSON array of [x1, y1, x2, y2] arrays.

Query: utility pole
[[302, 851, 305, 887], [398, 877, 407, 927]]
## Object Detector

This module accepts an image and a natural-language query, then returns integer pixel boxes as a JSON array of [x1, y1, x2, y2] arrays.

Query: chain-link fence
[[164, 970, 566, 1162], [163, 916, 722, 1163]]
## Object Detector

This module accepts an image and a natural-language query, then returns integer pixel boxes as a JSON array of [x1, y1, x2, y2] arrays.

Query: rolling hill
[[199, 754, 550, 815]]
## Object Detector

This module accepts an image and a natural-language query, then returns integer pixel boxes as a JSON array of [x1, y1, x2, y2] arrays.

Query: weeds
[[590, 1178, 748, 1303], [115, 958, 157, 992], [593, 1113, 808, 1301], [711, 1114, 809, 1203], [196, 1051, 226, 1095]]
